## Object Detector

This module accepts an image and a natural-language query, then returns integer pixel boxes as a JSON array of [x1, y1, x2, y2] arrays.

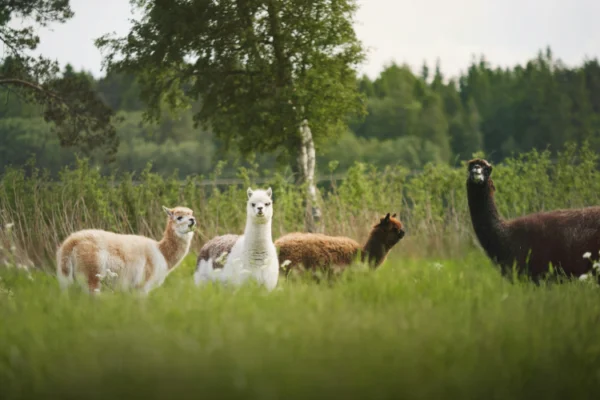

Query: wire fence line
[[124, 172, 349, 187], [14, 155, 569, 188], [6, 168, 424, 189], [173, 156, 567, 187], [121, 169, 428, 187]]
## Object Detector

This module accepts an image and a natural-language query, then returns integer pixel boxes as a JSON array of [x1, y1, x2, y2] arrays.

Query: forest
[[2, 48, 599, 179]]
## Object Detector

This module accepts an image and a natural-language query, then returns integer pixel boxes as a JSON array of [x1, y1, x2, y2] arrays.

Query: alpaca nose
[[471, 166, 484, 175], [257, 206, 264, 213], [399, 229, 405, 239], [189, 218, 196, 226]]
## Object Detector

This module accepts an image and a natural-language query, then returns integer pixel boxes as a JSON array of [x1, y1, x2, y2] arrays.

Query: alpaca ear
[[247, 188, 253, 199], [392, 213, 397, 218], [266, 187, 272, 198], [381, 213, 391, 224], [162, 206, 173, 218], [468, 159, 483, 169]]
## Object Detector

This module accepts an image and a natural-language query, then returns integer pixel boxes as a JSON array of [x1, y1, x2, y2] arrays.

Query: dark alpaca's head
[[467, 158, 493, 187], [372, 213, 405, 248]]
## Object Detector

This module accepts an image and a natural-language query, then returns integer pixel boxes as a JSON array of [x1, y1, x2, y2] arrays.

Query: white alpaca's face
[[163, 206, 196, 236], [246, 187, 273, 224]]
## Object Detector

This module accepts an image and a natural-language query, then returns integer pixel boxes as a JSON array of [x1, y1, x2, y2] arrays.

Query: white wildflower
[[16, 263, 29, 271], [215, 251, 229, 265], [583, 252, 592, 259], [431, 262, 444, 270], [281, 260, 291, 269], [579, 274, 590, 281], [106, 269, 118, 278], [4, 223, 14, 230]]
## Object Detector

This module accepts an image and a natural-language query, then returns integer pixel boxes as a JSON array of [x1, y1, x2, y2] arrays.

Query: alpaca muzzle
[[469, 166, 485, 183]]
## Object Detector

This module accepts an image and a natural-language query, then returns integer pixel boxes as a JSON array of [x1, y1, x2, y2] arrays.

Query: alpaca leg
[[194, 259, 216, 285], [88, 274, 101, 294], [56, 257, 73, 290], [86, 263, 102, 294]]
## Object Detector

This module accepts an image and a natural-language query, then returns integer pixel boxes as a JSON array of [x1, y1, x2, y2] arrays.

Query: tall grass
[[2, 142, 600, 270]]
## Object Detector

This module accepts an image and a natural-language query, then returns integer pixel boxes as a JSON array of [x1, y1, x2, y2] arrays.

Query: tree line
[[2, 49, 600, 178], [351, 48, 600, 167]]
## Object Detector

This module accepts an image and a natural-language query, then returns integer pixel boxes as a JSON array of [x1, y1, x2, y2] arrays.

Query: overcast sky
[[8, 0, 600, 80]]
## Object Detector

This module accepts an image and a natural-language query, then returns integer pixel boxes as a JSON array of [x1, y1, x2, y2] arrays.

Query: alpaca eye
[[177, 216, 183, 221], [265, 202, 271, 206], [251, 203, 256, 207]]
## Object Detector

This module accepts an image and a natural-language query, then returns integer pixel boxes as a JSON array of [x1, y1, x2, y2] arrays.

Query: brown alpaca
[[194, 234, 241, 285], [274, 213, 405, 272], [196, 234, 239, 269], [467, 158, 600, 282]]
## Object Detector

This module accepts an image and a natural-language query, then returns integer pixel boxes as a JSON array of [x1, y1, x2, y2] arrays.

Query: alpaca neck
[[240, 216, 274, 270], [467, 180, 507, 262], [158, 224, 193, 270], [243, 216, 273, 250], [361, 235, 390, 268]]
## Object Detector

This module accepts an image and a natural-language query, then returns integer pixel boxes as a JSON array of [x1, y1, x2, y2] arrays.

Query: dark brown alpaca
[[275, 213, 405, 272], [466, 158, 600, 282]]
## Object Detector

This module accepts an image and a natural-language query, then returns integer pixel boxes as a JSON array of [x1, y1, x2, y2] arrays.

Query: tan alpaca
[[275, 213, 405, 272], [56, 206, 196, 294]]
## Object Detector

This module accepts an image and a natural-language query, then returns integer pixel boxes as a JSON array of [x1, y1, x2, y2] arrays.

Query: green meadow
[[2, 146, 600, 399], [2, 254, 600, 399]]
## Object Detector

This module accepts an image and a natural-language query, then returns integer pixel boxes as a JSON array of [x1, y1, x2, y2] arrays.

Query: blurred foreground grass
[[1, 253, 600, 399]]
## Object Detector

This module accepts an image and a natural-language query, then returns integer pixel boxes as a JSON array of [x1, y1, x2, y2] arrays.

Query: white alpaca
[[197, 187, 279, 291], [56, 206, 196, 294]]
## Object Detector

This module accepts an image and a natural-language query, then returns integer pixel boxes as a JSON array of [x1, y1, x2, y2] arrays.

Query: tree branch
[[0, 31, 21, 54], [0, 77, 62, 100]]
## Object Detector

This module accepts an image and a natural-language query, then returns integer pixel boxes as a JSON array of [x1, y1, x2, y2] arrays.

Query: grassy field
[[3, 146, 600, 398], [2, 252, 600, 400]]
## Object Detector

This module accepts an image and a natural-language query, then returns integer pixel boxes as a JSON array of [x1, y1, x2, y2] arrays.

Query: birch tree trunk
[[297, 119, 322, 233]]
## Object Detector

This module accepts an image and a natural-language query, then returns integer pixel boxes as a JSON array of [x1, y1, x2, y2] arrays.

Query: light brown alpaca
[[56, 206, 196, 294], [275, 213, 405, 272]]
